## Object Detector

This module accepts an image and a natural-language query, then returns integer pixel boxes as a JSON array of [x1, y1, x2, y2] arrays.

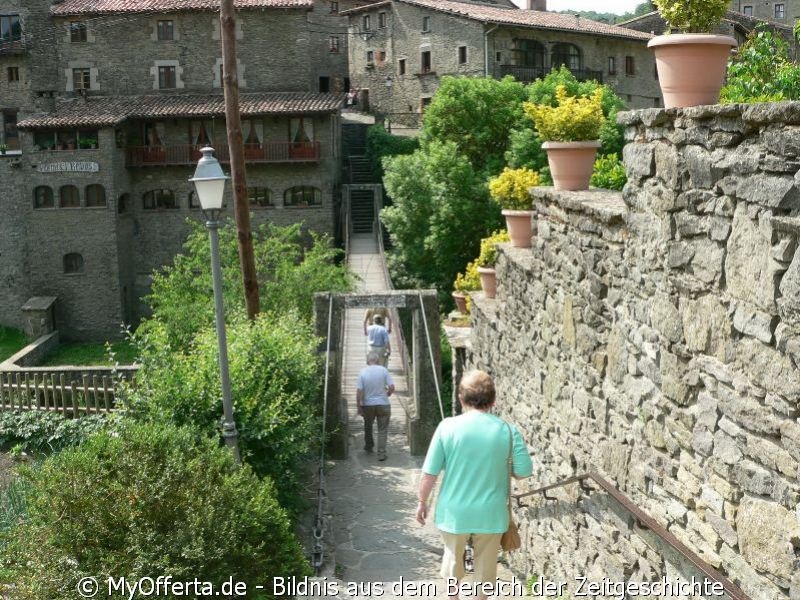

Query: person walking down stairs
[[356, 351, 395, 461]]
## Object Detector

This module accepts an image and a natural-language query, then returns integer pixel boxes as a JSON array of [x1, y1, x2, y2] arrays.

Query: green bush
[[366, 125, 419, 181], [130, 311, 321, 515], [5, 422, 310, 599], [720, 26, 800, 103], [590, 153, 627, 190], [652, 0, 728, 32], [0, 410, 121, 455]]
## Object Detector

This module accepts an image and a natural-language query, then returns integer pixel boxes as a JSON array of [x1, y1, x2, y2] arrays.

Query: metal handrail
[[512, 472, 750, 600]]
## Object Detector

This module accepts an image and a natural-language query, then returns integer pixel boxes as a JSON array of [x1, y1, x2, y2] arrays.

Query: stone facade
[[729, 0, 800, 22], [345, 0, 661, 122], [0, 0, 348, 340], [463, 103, 800, 599]]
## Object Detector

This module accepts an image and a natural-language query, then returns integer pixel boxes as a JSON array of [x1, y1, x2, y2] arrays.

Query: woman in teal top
[[416, 370, 532, 598]]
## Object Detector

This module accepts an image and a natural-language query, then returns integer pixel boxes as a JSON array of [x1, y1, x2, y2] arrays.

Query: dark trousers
[[362, 404, 391, 454]]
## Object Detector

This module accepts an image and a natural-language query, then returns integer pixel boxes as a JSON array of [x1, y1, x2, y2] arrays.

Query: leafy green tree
[[130, 311, 321, 514], [381, 141, 502, 300], [720, 26, 800, 103], [420, 76, 527, 176], [143, 221, 353, 350], [6, 423, 310, 599], [366, 125, 419, 181]]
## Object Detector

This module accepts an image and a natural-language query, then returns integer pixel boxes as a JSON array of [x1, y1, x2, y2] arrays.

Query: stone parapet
[[465, 102, 800, 599]]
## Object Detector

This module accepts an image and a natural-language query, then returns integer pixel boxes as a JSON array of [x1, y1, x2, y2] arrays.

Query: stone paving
[[308, 233, 521, 600]]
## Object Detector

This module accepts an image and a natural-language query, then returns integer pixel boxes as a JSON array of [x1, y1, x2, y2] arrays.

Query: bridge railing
[[512, 472, 750, 600]]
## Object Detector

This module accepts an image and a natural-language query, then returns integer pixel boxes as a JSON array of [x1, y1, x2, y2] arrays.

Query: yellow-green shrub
[[476, 230, 510, 268], [524, 86, 605, 142], [453, 261, 480, 292], [488, 167, 540, 210], [652, 0, 728, 32]]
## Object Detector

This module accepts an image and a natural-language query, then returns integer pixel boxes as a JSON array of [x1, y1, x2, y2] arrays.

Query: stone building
[[729, 0, 800, 22], [0, 0, 354, 341], [342, 0, 660, 123]]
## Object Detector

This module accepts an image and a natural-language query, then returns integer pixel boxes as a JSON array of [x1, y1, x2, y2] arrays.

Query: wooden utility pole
[[220, 0, 260, 319]]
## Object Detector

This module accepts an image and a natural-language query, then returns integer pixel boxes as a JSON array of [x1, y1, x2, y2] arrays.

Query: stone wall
[[464, 103, 800, 599]]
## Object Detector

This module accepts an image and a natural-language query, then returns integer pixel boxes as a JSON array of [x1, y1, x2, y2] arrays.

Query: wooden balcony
[[0, 35, 28, 55], [499, 65, 603, 84], [126, 141, 321, 167]]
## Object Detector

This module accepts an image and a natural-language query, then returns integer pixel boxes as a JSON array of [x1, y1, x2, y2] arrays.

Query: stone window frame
[[142, 189, 178, 210], [151, 60, 184, 90], [457, 45, 467, 65], [152, 18, 179, 41], [420, 49, 432, 74], [329, 0, 339, 13], [398, 58, 406, 76], [212, 17, 242, 40], [65, 62, 99, 92], [330, 35, 340, 53], [33, 185, 55, 209], [363, 15, 371, 31], [63, 252, 85, 275], [0, 14, 21, 43], [248, 187, 273, 208], [774, 3, 785, 18], [213, 58, 246, 88], [608, 56, 616, 75], [422, 15, 430, 32], [85, 184, 107, 208], [551, 42, 581, 71], [742, 5, 753, 15], [7, 66, 19, 82], [59, 184, 81, 208], [625, 55, 635, 76], [284, 185, 321, 208], [378, 12, 387, 28], [67, 21, 93, 43]]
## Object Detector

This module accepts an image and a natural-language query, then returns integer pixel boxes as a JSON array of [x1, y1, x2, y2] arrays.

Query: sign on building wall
[[37, 162, 100, 173]]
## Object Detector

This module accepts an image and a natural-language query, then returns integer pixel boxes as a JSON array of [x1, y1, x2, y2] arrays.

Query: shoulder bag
[[500, 422, 521, 552]]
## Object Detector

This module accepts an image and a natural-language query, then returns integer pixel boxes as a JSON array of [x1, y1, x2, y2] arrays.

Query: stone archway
[[313, 290, 440, 459]]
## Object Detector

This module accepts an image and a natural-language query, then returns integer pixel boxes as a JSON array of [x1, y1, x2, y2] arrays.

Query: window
[[363, 15, 371, 30], [157, 20, 174, 40], [85, 184, 106, 207], [398, 58, 406, 75], [289, 117, 314, 143], [513, 39, 545, 68], [158, 65, 176, 89], [329, 0, 339, 12], [33, 186, 54, 209], [608, 56, 616, 75], [379, 12, 387, 28], [422, 16, 430, 32], [73, 68, 91, 90], [118, 193, 129, 214], [3, 109, 18, 150], [319, 76, 330, 93], [496, 51, 501, 62], [60, 185, 80, 208], [63, 253, 84, 274], [329, 35, 340, 52], [775, 3, 785, 18], [284, 186, 321, 207], [376, 50, 386, 65], [551, 43, 581, 70], [248, 187, 273, 207], [70, 21, 87, 42], [420, 97, 432, 112], [367, 50, 374, 64], [625, 55, 635, 75], [7, 66, 19, 82], [0, 15, 21, 42], [653, 97, 661, 107], [420, 50, 432, 73], [458, 46, 467, 65], [743, 5, 753, 15], [188, 191, 201, 209], [142, 189, 177, 210]]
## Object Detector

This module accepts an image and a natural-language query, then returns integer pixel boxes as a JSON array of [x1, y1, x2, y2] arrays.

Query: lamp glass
[[188, 147, 229, 211]]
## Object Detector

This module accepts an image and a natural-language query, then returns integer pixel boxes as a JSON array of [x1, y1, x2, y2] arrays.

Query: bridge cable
[[311, 292, 334, 574], [418, 291, 445, 421]]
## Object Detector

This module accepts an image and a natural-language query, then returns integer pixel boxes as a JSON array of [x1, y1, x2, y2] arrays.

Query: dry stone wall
[[465, 103, 800, 599]]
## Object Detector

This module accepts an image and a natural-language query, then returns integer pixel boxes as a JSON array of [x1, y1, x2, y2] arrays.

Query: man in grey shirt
[[356, 351, 395, 461]]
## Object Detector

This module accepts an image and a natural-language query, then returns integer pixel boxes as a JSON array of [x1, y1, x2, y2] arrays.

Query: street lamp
[[189, 147, 241, 464], [384, 75, 393, 133]]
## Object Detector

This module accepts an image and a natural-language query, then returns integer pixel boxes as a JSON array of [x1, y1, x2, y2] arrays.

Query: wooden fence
[[0, 370, 120, 415]]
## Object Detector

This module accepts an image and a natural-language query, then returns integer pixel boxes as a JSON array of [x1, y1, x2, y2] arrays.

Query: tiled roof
[[51, 0, 312, 16], [18, 93, 343, 129], [343, 0, 652, 41]]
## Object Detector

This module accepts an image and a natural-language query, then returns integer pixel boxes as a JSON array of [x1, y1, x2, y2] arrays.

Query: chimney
[[526, 0, 546, 10]]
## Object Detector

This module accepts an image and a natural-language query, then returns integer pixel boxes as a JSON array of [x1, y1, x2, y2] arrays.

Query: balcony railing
[[0, 35, 28, 54], [500, 64, 603, 84], [126, 141, 321, 167]]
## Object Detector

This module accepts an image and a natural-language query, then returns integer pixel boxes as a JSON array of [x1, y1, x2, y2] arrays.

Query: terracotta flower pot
[[452, 291, 468, 315], [477, 267, 497, 299], [542, 140, 600, 191], [648, 34, 737, 109], [501, 209, 532, 248]]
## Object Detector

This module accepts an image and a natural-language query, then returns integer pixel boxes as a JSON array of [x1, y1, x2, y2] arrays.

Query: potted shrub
[[649, 0, 737, 108], [525, 86, 605, 191], [475, 230, 510, 299], [488, 167, 540, 248], [0, 144, 6, 155], [453, 264, 480, 315], [78, 138, 97, 149]]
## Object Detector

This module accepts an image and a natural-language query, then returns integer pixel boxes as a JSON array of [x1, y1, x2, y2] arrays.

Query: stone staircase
[[350, 188, 375, 233], [348, 155, 373, 184]]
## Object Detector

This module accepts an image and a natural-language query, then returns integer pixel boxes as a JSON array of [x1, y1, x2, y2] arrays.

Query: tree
[[419, 76, 527, 176]]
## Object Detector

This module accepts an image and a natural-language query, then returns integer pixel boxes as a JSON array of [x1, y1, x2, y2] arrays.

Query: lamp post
[[384, 75, 393, 133], [189, 147, 241, 464]]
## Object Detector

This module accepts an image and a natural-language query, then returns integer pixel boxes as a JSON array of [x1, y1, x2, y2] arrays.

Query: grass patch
[[0, 327, 26, 363], [39, 341, 137, 366]]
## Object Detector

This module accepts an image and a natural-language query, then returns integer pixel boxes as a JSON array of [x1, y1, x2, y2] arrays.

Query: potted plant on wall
[[488, 167, 540, 248], [649, 0, 736, 108], [452, 265, 480, 315], [475, 230, 510, 300], [525, 86, 605, 192]]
